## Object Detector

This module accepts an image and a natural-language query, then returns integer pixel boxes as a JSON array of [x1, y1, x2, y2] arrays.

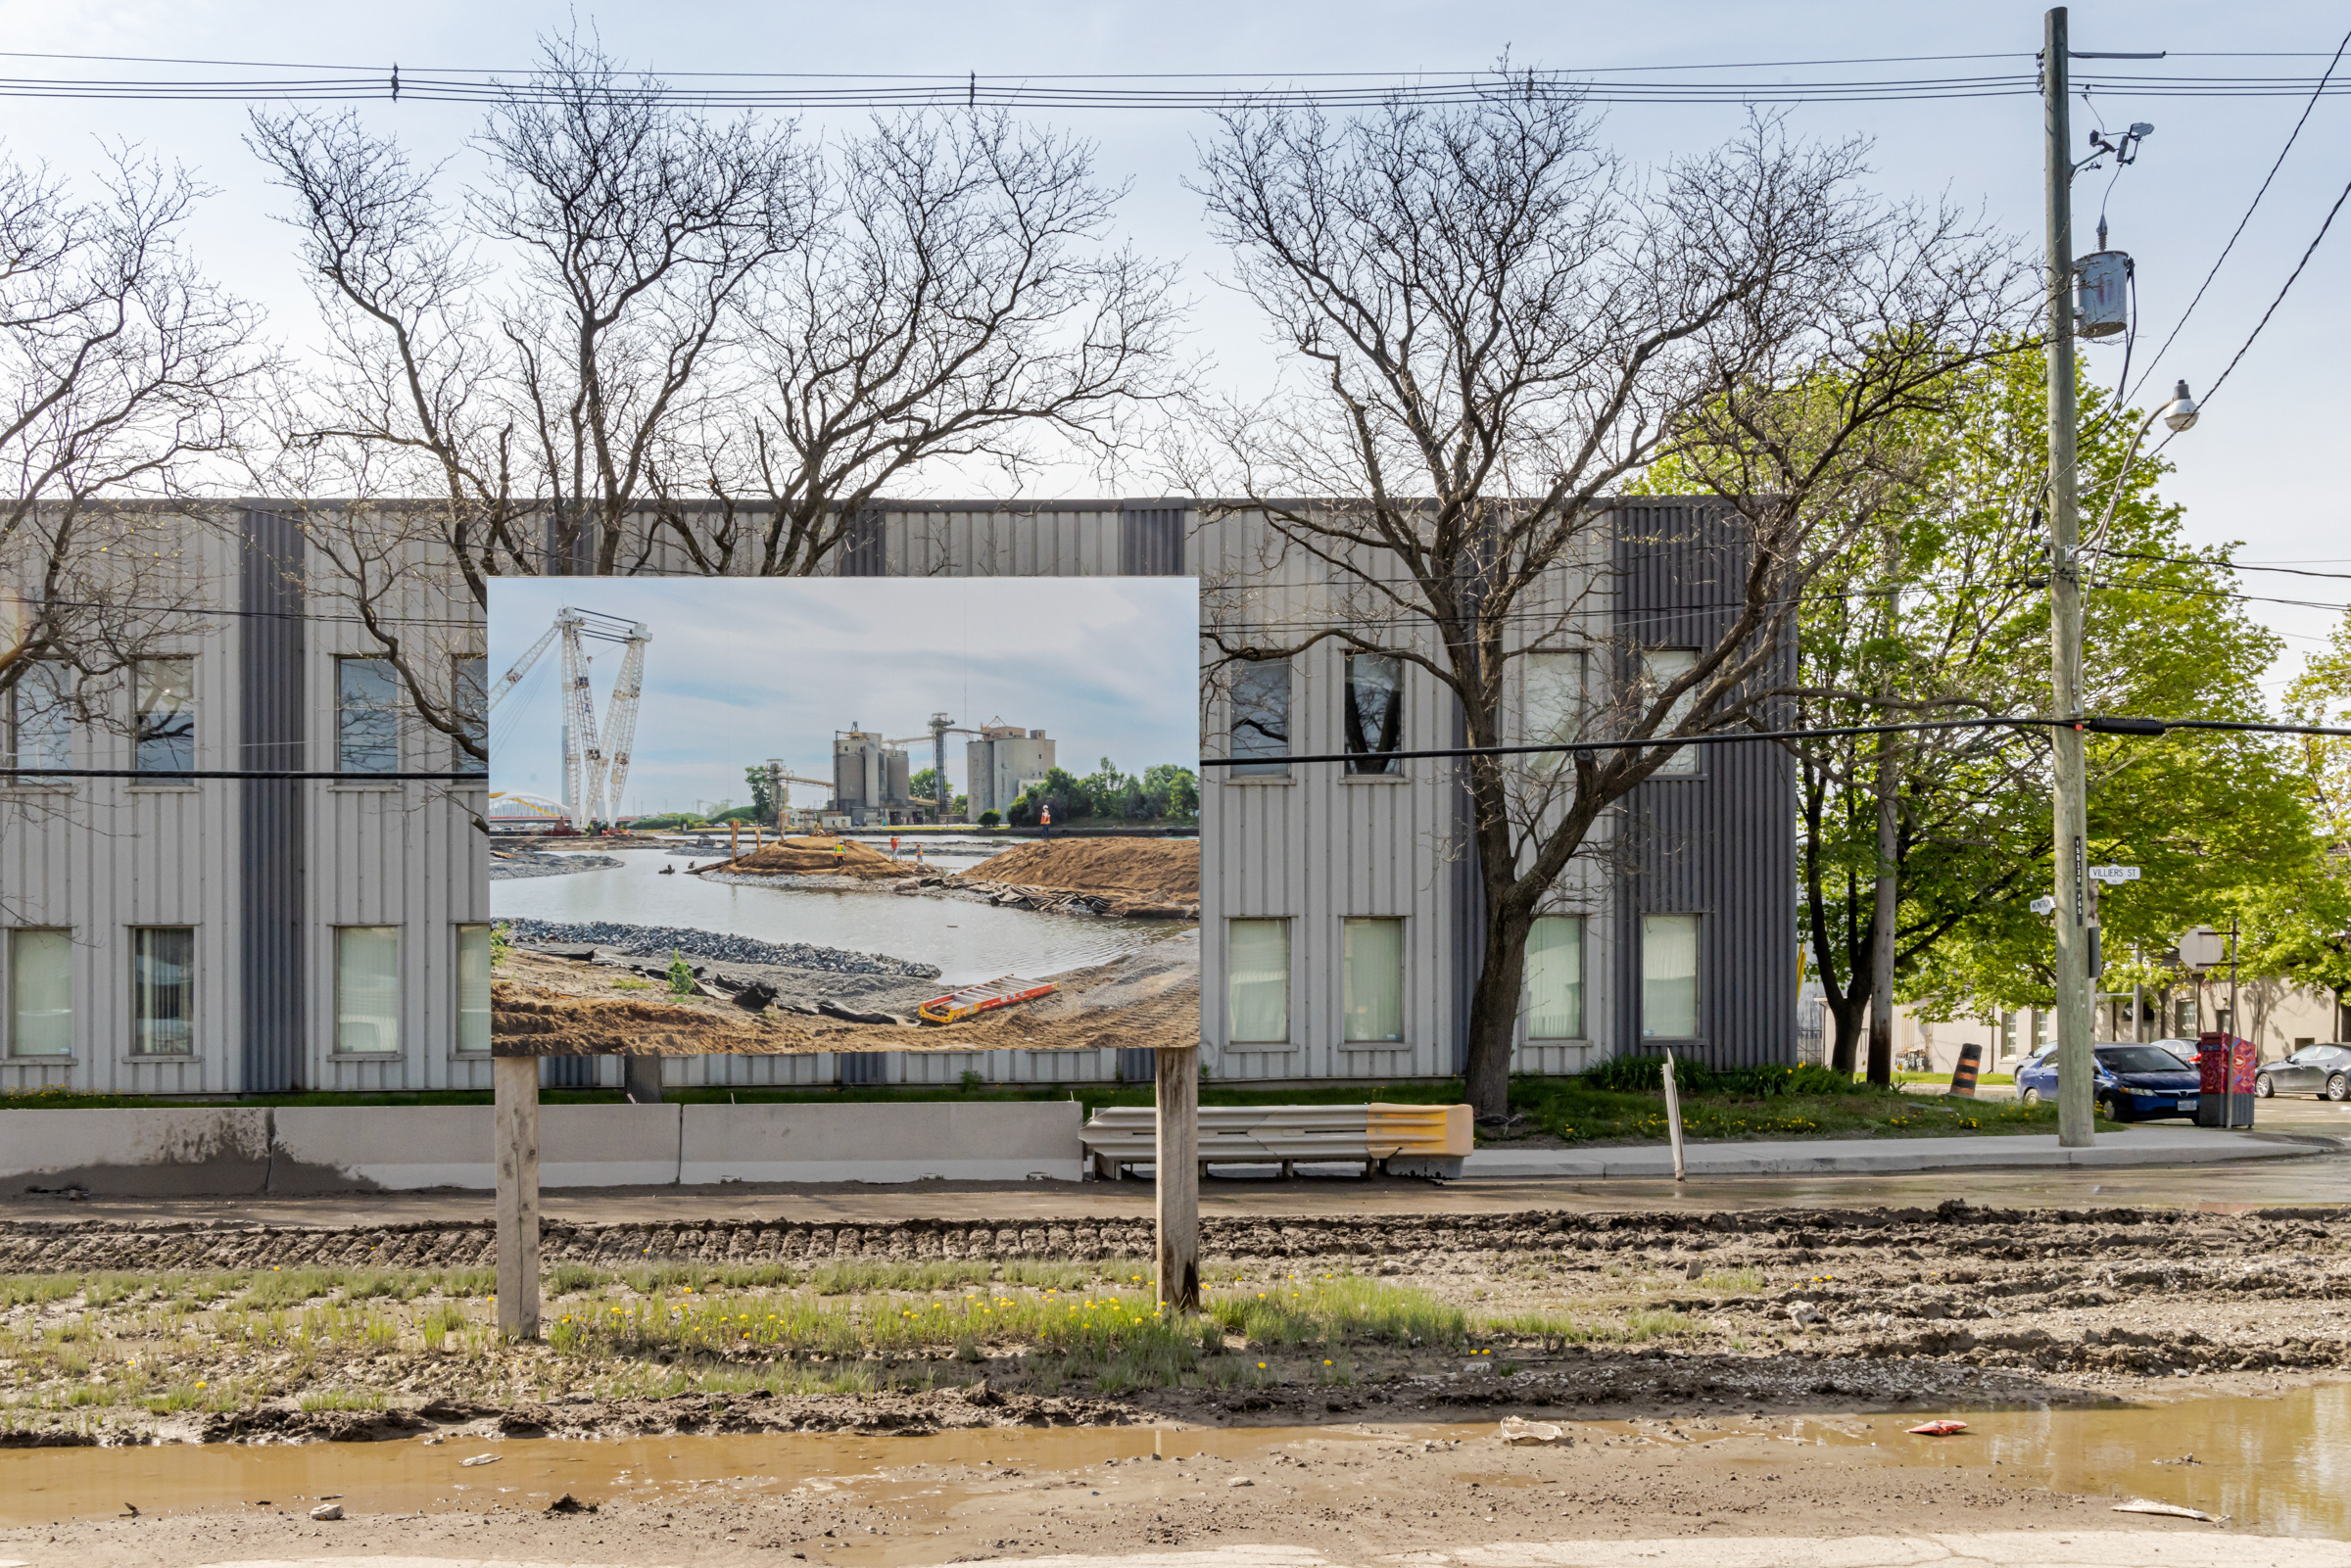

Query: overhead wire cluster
[[0, 51, 2347, 107]]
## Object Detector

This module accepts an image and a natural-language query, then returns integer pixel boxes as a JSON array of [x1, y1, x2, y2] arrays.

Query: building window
[[336, 926, 402, 1054], [1228, 660, 1290, 778], [1640, 914, 1701, 1038], [456, 924, 493, 1054], [454, 655, 487, 764], [1525, 915, 1584, 1039], [1342, 652, 1403, 775], [5, 663, 72, 772], [8, 928, 72, 1057], [337, 657, 402, 775], [1342, 918, 1405, 1042], [1227, 919, 1290, 1044], [134, 657, 195, 775], [1521, 650, 1586, 773], [1644, 648, 1700, 777], [130, 927, 195, 1055]]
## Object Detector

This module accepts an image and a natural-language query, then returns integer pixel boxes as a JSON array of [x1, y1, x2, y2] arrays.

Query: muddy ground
[[494, 931, 1200, 1054], [0, 1418, 2207, 1568], [6, 1200, 2348, 1448]]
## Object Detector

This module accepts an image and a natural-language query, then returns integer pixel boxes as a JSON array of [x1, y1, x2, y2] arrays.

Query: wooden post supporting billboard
[[493, 1055, 542, 1339], [1155, 1043, 1200, 1311]]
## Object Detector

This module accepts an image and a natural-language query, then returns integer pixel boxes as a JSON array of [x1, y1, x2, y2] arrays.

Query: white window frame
[[133, 657, 196, 777], [334, 925, 403, 1056], [1640, 913, 1703, 1040], [1521, 650, 1587, 774], [335, 656, 403, 776], [1227, 660, 1292, 779], [1523, 914, 1586, 1041], [456, 924, 493, 1056], [1644, 648, 1701, 778], [7, 927, 74, 1058], [1341, 917, 1406, 1043], [128, 925, 197, 1057], [1226, 918, 1292, 1045]]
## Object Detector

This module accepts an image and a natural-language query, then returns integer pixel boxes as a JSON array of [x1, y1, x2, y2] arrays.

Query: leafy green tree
[[744, 766, 776, 824], [908, 766, 947, 815], [1764, 346, 2320, 1063], [1142, 762, 1200, 820]]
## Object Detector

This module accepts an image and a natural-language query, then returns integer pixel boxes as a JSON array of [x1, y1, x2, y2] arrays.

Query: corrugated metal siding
[[1120, 507, 1185, 577], [0, 518, 242, 1094], [1609, 502, 1797, 1069], [238, 506, 306, 1092]]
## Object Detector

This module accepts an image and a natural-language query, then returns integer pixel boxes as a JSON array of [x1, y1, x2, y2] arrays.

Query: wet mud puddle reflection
[[7, 1386, 2350, 1540]]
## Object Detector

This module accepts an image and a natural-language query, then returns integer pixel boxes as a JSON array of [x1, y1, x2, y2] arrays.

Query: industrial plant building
[[965, 724, 1055, 821]]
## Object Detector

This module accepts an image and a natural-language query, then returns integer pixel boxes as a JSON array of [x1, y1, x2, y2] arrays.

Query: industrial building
[[830, 727, 916, 827], [3, 498, 1794, 1095], [964, 724, 1056, 821], [0, 509, 492, 1096]]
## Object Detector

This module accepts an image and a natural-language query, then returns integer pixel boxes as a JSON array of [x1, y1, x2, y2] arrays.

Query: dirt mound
[[492, 984, 786, 1055], [720, 835, 916, 880], [961, 838, 1198, 903]]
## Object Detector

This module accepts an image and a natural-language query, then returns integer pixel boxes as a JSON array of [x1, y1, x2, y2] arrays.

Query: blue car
[[2014, 1043, 2202, 1122]]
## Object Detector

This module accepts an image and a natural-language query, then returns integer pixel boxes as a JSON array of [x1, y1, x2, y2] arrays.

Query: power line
[[2127, 24, 2351, 404], [0, 767, 487, 781], [1197, 712, 2351, 767], [0, 63, 2348, 108]]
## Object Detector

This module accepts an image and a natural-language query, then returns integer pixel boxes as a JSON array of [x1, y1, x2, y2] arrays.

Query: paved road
[[11, 1144, 2351, 1230]]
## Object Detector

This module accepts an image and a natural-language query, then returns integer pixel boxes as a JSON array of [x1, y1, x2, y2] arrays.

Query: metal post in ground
[[1661, 1048, 1687, 1183], [1155, 1043, 1200, 1311], [494, 1055, 541, 1340]]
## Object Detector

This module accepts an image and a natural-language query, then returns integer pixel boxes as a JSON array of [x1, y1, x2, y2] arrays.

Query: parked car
[[2013, 1042, 2203, 1121], [2255, 1043, 2351, 1101]]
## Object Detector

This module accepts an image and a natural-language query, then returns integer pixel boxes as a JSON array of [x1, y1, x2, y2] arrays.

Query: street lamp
[[2162, 380, 2200, 433]]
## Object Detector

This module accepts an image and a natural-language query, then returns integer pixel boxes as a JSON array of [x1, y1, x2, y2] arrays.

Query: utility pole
[[1867, 524, 1900, 1088], [2044, 7, 2095, 1148]]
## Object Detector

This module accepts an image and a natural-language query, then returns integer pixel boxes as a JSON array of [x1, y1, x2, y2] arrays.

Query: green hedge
[[1579, 1056, 1869, 1098]]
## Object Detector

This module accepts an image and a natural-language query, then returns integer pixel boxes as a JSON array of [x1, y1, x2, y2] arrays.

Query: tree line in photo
[[4, 29, 2346, 1117]]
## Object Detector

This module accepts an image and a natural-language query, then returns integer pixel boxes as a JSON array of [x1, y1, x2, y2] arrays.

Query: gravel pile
[[499, 918, 939, 978], [491, 852, 624, 881]]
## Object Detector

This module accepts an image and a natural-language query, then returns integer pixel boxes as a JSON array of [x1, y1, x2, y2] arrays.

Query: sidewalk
[[1458, 1123, 2331, 1179]]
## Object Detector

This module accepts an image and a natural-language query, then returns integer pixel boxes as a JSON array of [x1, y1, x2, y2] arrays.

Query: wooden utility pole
[[493, 1055, 542, 1339], [2044, 6, 2095, 1148], [1867, 525, 1901, 1088], [1154, 1044, 1200, 1311]]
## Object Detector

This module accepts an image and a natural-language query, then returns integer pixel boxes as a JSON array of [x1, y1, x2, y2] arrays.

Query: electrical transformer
[[2075, 250, 2131, 339]]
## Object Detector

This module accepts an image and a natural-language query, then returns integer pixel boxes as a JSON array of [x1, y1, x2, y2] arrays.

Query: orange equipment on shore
[[918, 975, 1057, 1024]]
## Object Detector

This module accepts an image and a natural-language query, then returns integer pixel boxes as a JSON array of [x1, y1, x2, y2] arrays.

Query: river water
[[491, 848, 1188, 986]]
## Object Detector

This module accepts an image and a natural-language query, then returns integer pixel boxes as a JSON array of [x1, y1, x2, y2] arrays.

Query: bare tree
[[1181, 89, 2027, 1117], [249, 28, 818, 600], [653, 111, 1185, 576], [0, 142, 265, 763], [252, 37, 1181, 599]]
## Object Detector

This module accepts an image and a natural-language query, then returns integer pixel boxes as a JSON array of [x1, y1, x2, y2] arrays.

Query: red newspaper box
[[2195, 1032, 2256, 1128]]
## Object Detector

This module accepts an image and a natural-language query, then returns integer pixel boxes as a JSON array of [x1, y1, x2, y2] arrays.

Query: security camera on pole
[[2040, 10, 2172, 1148]]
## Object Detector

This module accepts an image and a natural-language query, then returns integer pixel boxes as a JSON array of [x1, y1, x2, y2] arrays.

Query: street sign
[[2178, 926, 2227, 970], [2030, 896, 2058, 917], [2088, 864, 2141, 883]]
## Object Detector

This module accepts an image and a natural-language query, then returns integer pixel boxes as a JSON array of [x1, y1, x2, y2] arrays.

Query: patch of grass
[[1478, 1306, 1699, 1347], [609, 977, 653, 991], [1209, 1276, 1465, 1352], [1698, 1268, 1765, 1294], [1500, 1075, 2087, 1146], [298, 1386, 387, 1412]]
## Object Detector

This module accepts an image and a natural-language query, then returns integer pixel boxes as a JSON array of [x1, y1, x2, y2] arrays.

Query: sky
[[5, 1, 2348, 699], [485, 577, 1199, 817]]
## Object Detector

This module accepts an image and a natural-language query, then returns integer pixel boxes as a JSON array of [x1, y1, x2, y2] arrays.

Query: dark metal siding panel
[[1610, 502, 1797, 1069], [840, 510, 887, 578], [1119, 507, 1184, 576], [238, 506, 306, 1093]]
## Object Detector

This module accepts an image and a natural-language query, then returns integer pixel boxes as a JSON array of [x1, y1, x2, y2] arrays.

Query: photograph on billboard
[[485, 576, 1199, 1085]]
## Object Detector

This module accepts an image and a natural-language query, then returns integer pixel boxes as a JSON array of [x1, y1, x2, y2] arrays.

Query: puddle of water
[[1783, 1382, 2351, 1538], [0, 1421, 1425, 1528], [492, 849, 1189, 985]]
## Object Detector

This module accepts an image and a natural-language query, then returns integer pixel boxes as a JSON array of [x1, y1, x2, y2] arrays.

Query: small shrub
[[666, 949, 696, 997]]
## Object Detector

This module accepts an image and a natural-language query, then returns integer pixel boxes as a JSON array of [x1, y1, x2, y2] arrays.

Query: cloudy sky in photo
[[487, 578, 1198, 817]]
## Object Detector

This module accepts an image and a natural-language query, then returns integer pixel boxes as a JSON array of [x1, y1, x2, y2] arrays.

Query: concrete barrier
[[680, 1100, 1083, 1184], [4, 1100, 1081, 1193], [0, 1108, 273, 1196]]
